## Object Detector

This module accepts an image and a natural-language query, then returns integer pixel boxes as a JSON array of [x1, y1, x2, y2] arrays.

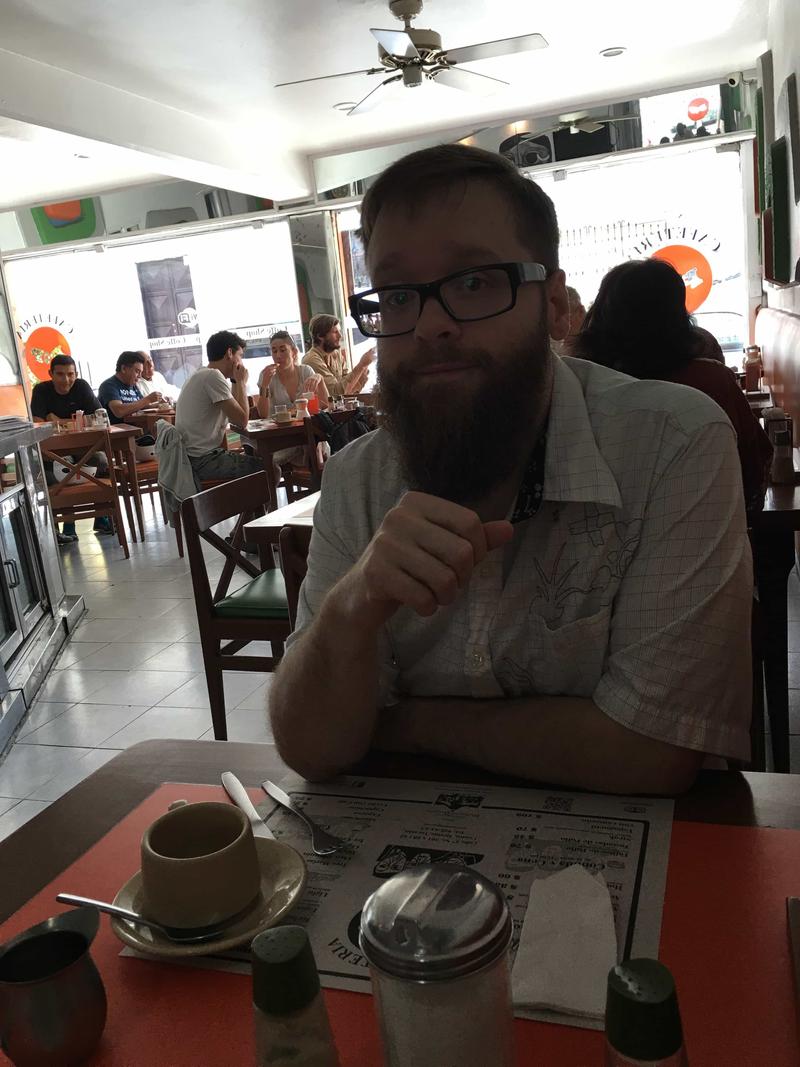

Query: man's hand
[[358, 348, 376, 369], [149, 391, 163, 404], [232, 362, 249, 386], [333, 492, 513, 629]]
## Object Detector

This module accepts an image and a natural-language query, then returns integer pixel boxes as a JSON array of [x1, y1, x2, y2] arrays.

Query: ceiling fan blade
[[370, 27, 420, 59], [445, 32, 548, 65], [348, 75, 401, 116], [434, 66, 509, 95], [275, 67, 382, 87]]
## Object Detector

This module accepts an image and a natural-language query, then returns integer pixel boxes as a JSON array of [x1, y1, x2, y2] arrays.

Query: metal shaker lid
[[359, 865, 511, 982]]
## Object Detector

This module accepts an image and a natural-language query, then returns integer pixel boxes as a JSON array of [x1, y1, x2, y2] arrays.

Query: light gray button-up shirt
[[291, 356, 753, 762]]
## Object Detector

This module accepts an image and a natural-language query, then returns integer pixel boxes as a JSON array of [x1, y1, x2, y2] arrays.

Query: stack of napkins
[[512, 864, 617, 1024]]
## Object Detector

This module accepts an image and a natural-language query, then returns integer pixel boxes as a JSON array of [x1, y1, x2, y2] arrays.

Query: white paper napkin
[[512, 863, 618, 1020]]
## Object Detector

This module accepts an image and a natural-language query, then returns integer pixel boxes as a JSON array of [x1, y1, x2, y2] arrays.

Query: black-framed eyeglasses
[[348, 261, 549, 338]]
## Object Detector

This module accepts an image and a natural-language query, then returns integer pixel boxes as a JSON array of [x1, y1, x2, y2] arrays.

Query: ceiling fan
[[275, 0, 548, 116]]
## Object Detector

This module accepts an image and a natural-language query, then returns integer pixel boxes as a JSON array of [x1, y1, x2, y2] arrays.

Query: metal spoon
[[261, 780, 344, 856], [56, 893, 227, 945]]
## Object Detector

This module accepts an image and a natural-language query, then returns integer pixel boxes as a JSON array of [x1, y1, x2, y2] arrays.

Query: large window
[[4, 220, 302, 395], [533, 141, 749, 363]]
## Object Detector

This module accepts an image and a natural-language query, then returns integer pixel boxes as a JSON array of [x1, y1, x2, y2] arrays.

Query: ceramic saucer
[[110, 838, 307, 958]]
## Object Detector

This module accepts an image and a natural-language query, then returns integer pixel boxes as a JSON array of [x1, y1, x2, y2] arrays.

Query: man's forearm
[[375, 695, 702, 795], [112, 397, 148, 417], [345, 364, 368, 394], [269, 592, 382, 780], [231, 381, 250, 426]]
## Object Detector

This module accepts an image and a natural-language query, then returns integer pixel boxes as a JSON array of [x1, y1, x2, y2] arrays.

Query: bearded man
[[269, 144, 752, 795]]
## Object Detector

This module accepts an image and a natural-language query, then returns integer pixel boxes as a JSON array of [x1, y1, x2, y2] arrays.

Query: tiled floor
[[1, 506, 800, 844], [0, 505, 276, 842]]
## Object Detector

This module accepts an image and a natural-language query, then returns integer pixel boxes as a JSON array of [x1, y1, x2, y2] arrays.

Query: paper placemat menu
[[158, 774, 672, 1030]]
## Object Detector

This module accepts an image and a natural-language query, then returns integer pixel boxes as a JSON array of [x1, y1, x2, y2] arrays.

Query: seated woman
[[571, 259, 773, 518], [255, 331, 330, 481]]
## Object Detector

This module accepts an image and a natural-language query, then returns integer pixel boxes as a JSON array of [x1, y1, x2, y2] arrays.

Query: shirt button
[[470, 650, 485, 669]]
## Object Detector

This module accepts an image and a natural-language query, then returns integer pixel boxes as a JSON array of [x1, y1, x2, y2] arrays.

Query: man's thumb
[[483, 520, 514, 551]]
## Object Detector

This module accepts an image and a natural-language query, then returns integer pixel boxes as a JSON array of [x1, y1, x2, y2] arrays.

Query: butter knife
[[221, 772, 275, 840]]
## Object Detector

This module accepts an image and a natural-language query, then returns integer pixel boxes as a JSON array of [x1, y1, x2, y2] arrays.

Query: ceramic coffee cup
[[140, 802, 261, 929]]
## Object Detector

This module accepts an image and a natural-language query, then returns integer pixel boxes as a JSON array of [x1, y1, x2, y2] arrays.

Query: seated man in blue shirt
[[98, 352, 162, 424]]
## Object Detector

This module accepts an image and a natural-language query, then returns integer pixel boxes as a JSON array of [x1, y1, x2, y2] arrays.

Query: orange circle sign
[[688, 97, 709, 122], [23, 326, 71, 383], [651, 244, 713, 313]]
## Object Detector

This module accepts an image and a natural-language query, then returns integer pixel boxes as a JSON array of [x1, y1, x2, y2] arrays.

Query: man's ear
[[546, 269, 570, 342]]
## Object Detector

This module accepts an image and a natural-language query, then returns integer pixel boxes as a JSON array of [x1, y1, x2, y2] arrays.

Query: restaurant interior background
[[0, 77, 761, 411]]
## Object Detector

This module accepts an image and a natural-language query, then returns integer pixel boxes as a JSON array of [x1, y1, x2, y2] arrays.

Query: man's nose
[[414, 292, 461, 344]]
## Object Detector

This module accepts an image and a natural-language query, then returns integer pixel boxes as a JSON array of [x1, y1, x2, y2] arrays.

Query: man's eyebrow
[[371, 244, 507, 279]]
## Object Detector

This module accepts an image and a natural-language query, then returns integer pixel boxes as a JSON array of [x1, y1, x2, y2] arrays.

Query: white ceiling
[[0, 0, 769, 206], [0, 119, 164, 211]]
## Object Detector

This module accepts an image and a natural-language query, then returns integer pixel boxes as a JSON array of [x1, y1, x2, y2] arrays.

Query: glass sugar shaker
[[251, 926, 339, 1067], [605, 958, 689, 1067], [359, 864, 515, 1067]]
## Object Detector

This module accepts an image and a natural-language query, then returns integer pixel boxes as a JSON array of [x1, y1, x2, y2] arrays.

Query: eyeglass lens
[[356, 267, 515, 336]]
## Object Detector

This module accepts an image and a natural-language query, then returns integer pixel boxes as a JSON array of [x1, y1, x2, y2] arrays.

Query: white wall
[[768, 0, 800, 269]]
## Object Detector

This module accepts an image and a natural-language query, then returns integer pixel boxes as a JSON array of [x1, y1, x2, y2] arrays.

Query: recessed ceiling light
[[332, 101, 356, 112], [600, 47, 626, 58], [74, 153, 90, 159]]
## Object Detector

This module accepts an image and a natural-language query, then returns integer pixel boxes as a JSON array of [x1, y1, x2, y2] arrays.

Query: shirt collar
[[541, 356, 622, 508]]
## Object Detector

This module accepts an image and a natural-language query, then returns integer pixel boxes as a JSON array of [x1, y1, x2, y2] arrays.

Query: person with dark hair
[[98, 351, 157, 424], [302, 314, 374, 396], [673, 122, 693, 141], [31, 355, 100, 424], [571, 258, 772, 516], [32, 355, 105, 543], [174, 330, 264, 482], [269, 143, 752, 796]]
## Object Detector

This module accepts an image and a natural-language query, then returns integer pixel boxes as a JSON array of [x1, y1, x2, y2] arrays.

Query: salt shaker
[[251, 926, 339, 1067], [605, 958, 688, 1067], [360, 864, 515, 1067]]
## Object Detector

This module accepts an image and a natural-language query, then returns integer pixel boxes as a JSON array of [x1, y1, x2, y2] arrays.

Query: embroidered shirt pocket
[[493, 606, 613, 698]]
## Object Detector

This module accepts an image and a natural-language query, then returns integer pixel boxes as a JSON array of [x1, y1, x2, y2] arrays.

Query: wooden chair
[[280, 418, 327, 503], [278, 524, 313, 628], [181, 472, 291, 739], [42, 429, 130, 558]]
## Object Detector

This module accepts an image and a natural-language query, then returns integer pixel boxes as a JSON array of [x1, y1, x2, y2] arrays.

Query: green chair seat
[[213, 568, 289, 620]]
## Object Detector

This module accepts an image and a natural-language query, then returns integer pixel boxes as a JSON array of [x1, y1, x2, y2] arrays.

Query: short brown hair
[[359, 144, 559, 270]]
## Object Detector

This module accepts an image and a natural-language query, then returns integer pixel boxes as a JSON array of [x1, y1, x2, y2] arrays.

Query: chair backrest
[[278, 523, 313, 629], [181, 472, 271, 625], [41, 429, 114, 502]]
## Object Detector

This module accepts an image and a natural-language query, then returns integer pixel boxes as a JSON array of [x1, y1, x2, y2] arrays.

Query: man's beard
[[322, 339, 338, 353], [378, 319, 552, 507]]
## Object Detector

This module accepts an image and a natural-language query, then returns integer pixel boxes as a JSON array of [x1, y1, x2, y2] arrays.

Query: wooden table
[[123, 407, 175, 438], [108, 423, 148, 542], [48, 423, 145, 544], [235, 418, 310, 511], [244, 490, 319, 545], [1, 741, 799, 1065], [2, 738, 799, 924]]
